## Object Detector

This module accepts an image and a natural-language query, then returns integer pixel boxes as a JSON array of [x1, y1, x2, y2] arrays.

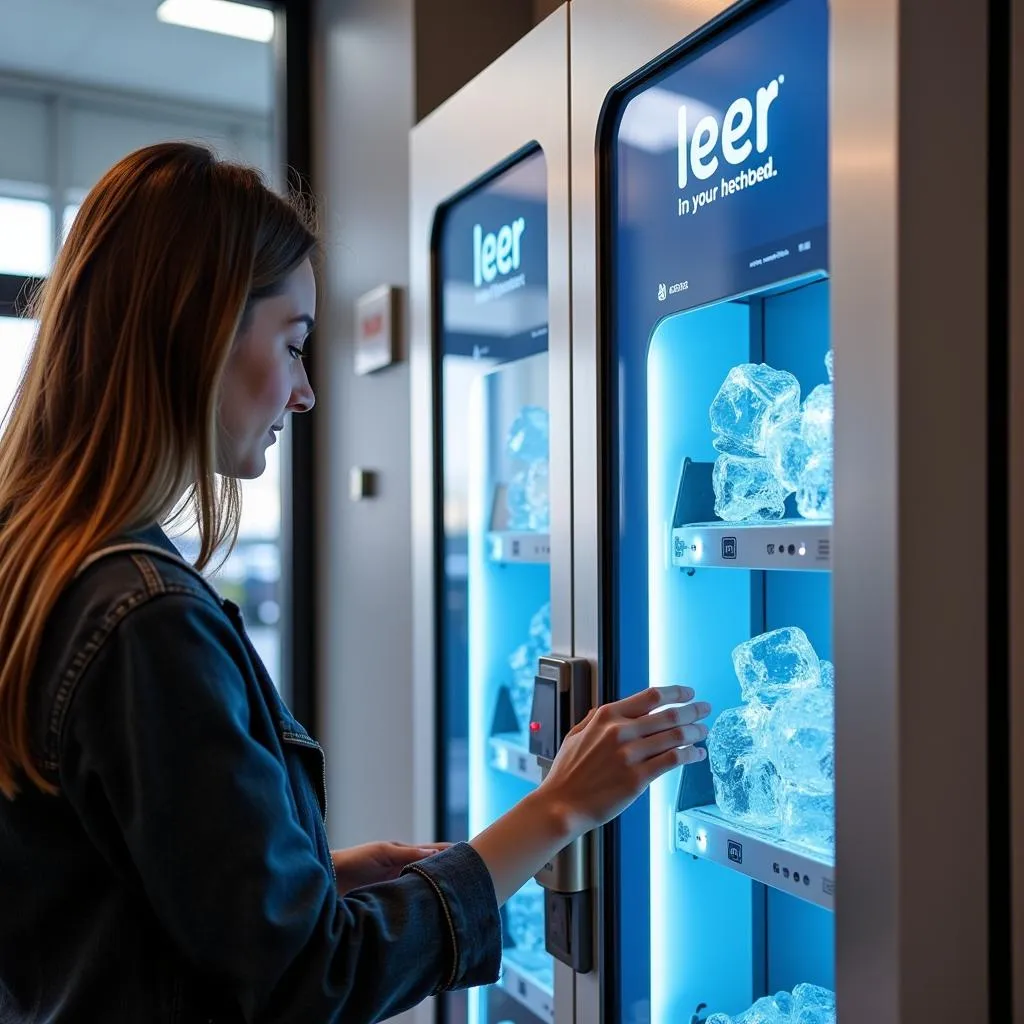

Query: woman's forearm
[[469, 789, 577, 906]]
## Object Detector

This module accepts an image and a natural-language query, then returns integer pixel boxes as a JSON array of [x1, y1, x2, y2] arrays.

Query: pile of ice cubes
[[505, 405, 551, 531], [709, 350, 833, 522], [507, 602, 552, 734], [706, 626, 835, 857], [706, 983, 837, 1024]]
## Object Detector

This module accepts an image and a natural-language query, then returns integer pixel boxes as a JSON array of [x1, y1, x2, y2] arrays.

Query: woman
[[0, 142, 710, 1023]]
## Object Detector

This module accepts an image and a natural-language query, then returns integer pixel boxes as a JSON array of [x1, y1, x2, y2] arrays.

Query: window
[[62, 204, 80, 243], [0, 198, 51, 276], [0, 317, 36, 430]]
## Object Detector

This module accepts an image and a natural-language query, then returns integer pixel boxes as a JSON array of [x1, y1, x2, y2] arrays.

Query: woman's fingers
[[615, 685, 696, 719], [629, 720, 709, 763], [642, 743, 708, 781], [625, 701, 712, 740]]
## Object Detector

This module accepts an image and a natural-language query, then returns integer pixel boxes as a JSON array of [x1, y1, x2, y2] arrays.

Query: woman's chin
[[215, 448, 266, 481]]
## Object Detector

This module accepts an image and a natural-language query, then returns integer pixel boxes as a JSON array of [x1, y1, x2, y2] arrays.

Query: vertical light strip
[[647, 335, 673, 1022], [466, 373, 488, 1024]]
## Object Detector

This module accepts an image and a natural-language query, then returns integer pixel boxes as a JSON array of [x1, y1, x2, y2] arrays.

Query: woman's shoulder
[[29, 536, 236, 776]]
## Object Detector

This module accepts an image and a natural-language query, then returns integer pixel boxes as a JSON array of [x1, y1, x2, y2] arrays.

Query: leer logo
[[658, 282, 667, 301], [473, 217, 526, 287], [678, 74, 784, 188]]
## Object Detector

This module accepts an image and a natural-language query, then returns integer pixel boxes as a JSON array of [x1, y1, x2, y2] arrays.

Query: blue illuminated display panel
[[435, 149, 555, 1024], [605, 2, 836, 1023]]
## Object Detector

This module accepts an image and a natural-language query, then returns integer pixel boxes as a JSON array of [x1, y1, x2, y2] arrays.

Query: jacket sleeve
[[57, 592, 501, 1023]]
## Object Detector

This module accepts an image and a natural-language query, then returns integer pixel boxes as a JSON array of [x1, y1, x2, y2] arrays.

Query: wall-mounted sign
[[354, 284, 400, 375]]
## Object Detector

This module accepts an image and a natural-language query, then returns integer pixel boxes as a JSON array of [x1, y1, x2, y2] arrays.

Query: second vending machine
[[410, 10, 576, 1024]]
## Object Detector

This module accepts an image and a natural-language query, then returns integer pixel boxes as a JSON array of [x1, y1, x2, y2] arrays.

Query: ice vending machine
[[410, 12, 578, 1024], [569, 0, 1001, 1021], [605, 3, 835, 1018]]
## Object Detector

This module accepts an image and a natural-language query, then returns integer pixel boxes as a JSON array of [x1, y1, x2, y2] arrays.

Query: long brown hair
[[0, 141, 317, 798]]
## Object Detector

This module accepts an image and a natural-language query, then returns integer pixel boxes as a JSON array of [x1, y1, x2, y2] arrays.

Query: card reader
[[527, 655, 594, 974]]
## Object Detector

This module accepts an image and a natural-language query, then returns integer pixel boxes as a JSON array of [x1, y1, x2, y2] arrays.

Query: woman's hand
[[470, 685, 710, 905], [538, 685, 711, 835], [331, 841, 450, 894]]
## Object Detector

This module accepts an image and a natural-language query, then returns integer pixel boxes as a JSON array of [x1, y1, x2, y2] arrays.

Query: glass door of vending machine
[[600, 5, 836, 1021], [410, 12, 574, 1024], [435, 148, 556, 1024], [570, 0, 999, 1021]]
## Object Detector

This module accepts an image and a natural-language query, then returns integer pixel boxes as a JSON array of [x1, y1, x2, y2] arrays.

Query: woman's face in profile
[[216, 259, 317, 479]]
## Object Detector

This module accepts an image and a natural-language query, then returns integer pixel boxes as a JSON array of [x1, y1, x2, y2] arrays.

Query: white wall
[[313, 0, 418, 860]]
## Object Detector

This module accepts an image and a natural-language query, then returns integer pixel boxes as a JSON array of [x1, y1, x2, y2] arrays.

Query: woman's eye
[[288, 345, 306, 361]]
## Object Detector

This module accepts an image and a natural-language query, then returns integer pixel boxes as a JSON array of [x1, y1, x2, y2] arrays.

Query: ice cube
[[707, 706, 779, 828], [737, 996, 788, 1024], [710, 363, 801, 455], [507, 406, 549, 462], [824, 348, 834, 382], [506, 468, 531, 529], [713, 453, 787, 522], [707, 706, 767, 776], [714, 433, 760, 457], [794, 1010, 836, 1024], [767, 687, 835, 794], [793, 983, 837, 1014], [773, 991, 794, 1016], [528, 602, 552, 653], [732, 627, 821, 708], [705, 1016, 734, 1024], [780, 785, 835, 857], [800, 384, 833, 453], [819, 660, 835, 690], [765, 414, 813, 494], [526, 458, 550, 530], [506, 879, 546, 954], [712, 752, 781, 829], [795, 450, 833, 521]]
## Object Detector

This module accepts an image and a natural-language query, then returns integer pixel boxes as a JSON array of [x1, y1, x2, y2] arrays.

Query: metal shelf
[[675, 805, 834, 911], [489, 733, 542, 784], [500, 950, 555, 1023], [488, 531, 551, 564], [672, 519, 831, 572]]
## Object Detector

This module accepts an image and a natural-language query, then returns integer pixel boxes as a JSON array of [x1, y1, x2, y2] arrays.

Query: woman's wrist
[[469, 786, 580, 906], [520, 784, 581, 848]]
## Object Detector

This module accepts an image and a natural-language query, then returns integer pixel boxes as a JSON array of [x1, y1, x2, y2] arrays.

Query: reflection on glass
[[0, 198, 52, 277]]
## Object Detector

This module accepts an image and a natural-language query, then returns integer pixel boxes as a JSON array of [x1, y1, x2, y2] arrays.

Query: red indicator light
[[529, 721, 541, 732]]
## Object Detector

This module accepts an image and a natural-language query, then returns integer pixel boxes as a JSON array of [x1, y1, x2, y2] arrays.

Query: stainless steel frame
[[1012, 0, 1024, 1016], [569, 0, 994, 1021], [409, 9, 573, 1023]]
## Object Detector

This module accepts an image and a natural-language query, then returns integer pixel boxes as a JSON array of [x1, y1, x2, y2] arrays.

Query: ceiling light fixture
[[156, 0, 275, 44]]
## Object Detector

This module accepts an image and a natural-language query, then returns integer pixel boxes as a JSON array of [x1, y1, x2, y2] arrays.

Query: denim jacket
[[0, 525, 501, 1023]]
